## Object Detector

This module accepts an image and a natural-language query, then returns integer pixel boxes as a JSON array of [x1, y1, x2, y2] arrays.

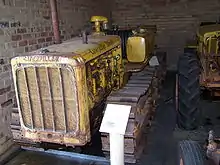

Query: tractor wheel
[[177, 51, 201, 130], [178, 140, 205, 165]]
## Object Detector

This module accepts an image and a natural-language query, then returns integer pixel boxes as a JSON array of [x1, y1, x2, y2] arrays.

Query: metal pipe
[[110, 134, 124, 165], [50, 0, 61, 44]]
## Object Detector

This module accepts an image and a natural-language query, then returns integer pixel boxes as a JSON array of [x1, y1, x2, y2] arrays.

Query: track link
[[101, 52, 167, 163]]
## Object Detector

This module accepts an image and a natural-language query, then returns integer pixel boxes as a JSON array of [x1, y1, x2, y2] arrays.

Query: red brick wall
[[57, 0, 112, 40], [0, 1, 54, 158], [111, 0, 220, 70], [0, 0, 110, 159]]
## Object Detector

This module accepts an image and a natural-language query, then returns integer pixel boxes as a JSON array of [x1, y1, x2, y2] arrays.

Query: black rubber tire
[[178, 140, 205, 165], [177, 50, 201, 130]]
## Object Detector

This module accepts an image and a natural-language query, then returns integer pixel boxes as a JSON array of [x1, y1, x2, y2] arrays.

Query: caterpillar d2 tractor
[[10, 16, 166, 163], [176, 23, 220, 165]]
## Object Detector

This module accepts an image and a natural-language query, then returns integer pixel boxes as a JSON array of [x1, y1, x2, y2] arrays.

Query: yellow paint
[[186, 24, 220, 54], [11, 33, 124, 147], [126, 26, 156, 63], [197, 24, 220, 54], [90, 16, 108, 34], [185, 24, 220, 88], [90, 16, 108, 23], [197, 24, 220, 38], [127, 37, 146, 62], [24, 130, 88, 146], [187, 45, 198, 49]]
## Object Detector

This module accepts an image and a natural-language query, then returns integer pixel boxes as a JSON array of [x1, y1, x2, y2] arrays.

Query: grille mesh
[[16, 66, 79, 133]]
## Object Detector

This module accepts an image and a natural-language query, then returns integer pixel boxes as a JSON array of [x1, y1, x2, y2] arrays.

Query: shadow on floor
[[138, 71, 178, 165]]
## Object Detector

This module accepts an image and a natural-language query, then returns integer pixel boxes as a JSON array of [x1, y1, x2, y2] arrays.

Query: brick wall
[[0, 0, 109, 159], [111, 0, 220, 70], [57, 0, 112, 40]]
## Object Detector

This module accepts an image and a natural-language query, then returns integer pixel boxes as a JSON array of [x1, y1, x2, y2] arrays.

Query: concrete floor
[[4, 71, 220, 165]]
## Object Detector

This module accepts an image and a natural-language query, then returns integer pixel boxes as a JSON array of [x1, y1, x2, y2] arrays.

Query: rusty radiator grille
[[16, 66, 79, 133]]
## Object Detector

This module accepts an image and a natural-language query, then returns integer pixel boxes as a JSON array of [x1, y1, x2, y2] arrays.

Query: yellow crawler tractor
[[10, 16, 166, 163], [176, 23, 220, 165]]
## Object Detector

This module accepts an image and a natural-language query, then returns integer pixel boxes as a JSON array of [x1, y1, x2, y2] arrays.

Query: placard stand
[[110, 134, 124, 165], [100, 104, 131, 165]]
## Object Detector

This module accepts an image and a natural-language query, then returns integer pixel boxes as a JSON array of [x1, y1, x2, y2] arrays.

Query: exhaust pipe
[[50, 0, 61, 44], [82, 30, 88, 44]]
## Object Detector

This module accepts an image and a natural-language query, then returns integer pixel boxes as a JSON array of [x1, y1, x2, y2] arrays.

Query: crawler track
[[101, 52, 166, 163]]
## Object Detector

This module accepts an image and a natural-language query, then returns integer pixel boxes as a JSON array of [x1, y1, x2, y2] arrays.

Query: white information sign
[[99, 104, 131, 135]]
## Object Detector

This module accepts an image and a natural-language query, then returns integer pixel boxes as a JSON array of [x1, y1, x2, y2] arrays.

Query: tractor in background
[[10, 16, 166, 163], [176, 22, 220, 165]]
